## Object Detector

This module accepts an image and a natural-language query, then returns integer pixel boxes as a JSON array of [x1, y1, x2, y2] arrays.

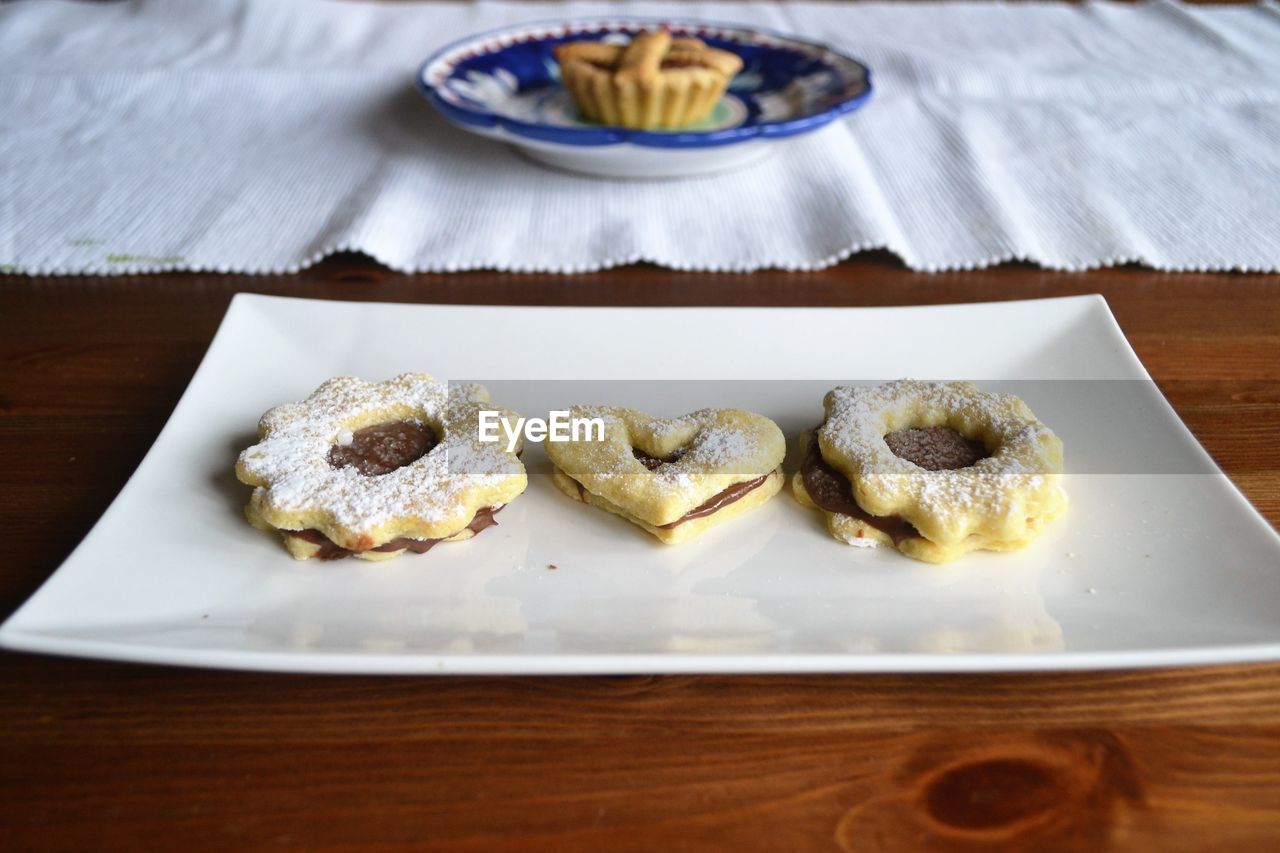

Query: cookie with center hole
[[545, 406, 785, 544], [235, 373, 527, 561], [792, 380, 1067, 563]]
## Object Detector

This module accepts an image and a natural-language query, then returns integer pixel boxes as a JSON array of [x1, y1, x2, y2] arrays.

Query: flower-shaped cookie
[[546, 406, 785, 544], [792, 380, 1067, 563], [236, 373, 527, 561]]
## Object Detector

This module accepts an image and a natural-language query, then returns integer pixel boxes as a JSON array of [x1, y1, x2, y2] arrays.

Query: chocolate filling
[[327, 421, 437, 477], [632, 447, 684, 471], [284, 506, 501, 561], [884, 426, 987, 471], [800, 433, 920, 546], [800, 424, 991, 545], [567, 467, 770, 528], [655, 473, 769, 528]]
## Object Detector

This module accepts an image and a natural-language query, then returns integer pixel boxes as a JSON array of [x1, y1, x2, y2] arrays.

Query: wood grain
[[2, 254, 1279, 850]]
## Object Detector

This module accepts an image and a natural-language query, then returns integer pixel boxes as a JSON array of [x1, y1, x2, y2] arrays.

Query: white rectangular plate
[[3, 294, 1279, 673]]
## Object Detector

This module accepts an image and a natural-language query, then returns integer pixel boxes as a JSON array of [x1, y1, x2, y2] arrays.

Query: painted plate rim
[[416, 16, 874, 150]]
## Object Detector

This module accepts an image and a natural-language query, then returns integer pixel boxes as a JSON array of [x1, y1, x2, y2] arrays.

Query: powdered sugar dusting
[[838, 532, 881, 549], [651, 423, 763, 496], [688, 425, 754, 467]]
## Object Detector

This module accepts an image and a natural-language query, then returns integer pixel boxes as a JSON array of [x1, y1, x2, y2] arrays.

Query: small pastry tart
[[546, 406, 785, 544], [792, 380, 1067, 563], [553, 30, 743, 130], [235, 374, 527, 561]]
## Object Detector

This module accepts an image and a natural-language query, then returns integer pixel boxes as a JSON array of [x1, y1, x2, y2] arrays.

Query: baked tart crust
[[554, 31, 744, 130]]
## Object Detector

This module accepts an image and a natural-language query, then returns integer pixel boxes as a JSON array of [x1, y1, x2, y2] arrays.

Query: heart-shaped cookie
[[545, 406, 785, 544]]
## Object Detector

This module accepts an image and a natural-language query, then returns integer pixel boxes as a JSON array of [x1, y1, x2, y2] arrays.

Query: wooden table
[[2, 255, 1279, 850]]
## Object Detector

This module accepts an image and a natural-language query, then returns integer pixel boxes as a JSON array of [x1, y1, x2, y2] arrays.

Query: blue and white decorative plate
[[418, 18, 873, 178]]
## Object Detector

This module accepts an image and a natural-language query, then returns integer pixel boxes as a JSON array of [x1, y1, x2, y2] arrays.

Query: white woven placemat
[[2, 0, 1279, 275]]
